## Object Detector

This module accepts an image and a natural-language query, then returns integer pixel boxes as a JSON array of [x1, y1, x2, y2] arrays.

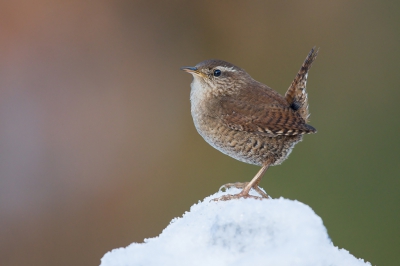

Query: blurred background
[[1, 1, 399, 265]]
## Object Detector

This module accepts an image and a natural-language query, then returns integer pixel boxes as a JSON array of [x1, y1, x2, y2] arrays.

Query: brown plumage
[[285, 47, 319, 122], [181, 47, 319, 200]]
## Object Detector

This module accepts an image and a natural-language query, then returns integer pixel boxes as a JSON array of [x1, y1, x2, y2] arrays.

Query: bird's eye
[[213, 69, 221, 77]]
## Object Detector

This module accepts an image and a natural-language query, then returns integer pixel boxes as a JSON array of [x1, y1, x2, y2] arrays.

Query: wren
[[181, 48, 318, 201]]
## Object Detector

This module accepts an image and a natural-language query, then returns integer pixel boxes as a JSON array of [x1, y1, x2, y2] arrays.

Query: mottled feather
[[285, 47, 319, 122], [217, 81, 316, 137]]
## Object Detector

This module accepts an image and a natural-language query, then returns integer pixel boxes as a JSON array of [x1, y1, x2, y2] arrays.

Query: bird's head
[[181, 59, 250, 96]]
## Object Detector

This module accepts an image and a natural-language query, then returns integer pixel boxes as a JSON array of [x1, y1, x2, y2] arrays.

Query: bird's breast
[[189, 78, 215, 128]]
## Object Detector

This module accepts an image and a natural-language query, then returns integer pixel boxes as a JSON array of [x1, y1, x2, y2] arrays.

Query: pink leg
[[241, 164, 269, 196]]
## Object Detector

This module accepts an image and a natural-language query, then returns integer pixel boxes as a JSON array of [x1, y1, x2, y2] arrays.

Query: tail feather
[[285, 47, 319, 122]]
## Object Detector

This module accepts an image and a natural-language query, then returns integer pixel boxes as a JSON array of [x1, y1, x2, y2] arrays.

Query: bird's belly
[[192, 114, 303, 167]]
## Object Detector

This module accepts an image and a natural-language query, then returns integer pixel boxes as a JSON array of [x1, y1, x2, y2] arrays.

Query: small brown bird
[[181, 48, 318, 200]]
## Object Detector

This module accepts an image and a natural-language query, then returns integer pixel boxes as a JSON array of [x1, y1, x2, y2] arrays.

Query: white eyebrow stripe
[[218, 66, 237, 72]]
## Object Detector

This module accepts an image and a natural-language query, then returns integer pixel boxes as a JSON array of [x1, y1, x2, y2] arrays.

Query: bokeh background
[[1, 1, 399, 265]]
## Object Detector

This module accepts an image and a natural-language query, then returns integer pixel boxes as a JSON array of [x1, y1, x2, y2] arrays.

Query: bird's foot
[[219, 182, 247, 191], [212, 190, 265, 201], [219, 182, 269, 199]]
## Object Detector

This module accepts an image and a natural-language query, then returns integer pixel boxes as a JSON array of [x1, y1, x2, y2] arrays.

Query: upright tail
[[285, 47, 319, 122]]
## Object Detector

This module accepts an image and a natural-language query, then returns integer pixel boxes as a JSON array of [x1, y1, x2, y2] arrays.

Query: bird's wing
[[218, 95, 316, 137], [285, 47, 319, 122]]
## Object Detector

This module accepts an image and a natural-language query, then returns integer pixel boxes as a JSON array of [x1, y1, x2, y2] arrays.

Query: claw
[[218, 182, 269, 199], [219, 182, 248, 191], [215, 163, 272, 201], [212, 192, 266, 202], [213, 185, 270, 201]]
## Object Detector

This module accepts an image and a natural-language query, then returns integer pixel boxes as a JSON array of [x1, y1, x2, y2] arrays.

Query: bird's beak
[[181, 66, 204, 77]]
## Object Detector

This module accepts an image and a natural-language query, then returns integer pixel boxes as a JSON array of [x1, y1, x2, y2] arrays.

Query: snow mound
[[100, 188, 370, 266]]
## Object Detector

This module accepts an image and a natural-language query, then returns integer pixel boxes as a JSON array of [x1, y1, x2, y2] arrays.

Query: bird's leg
[[214, 162, 270, 201], [240, 163, 270, 198]]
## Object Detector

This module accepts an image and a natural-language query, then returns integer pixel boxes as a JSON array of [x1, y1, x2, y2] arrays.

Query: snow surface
[[100, 187, 371, 266]]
